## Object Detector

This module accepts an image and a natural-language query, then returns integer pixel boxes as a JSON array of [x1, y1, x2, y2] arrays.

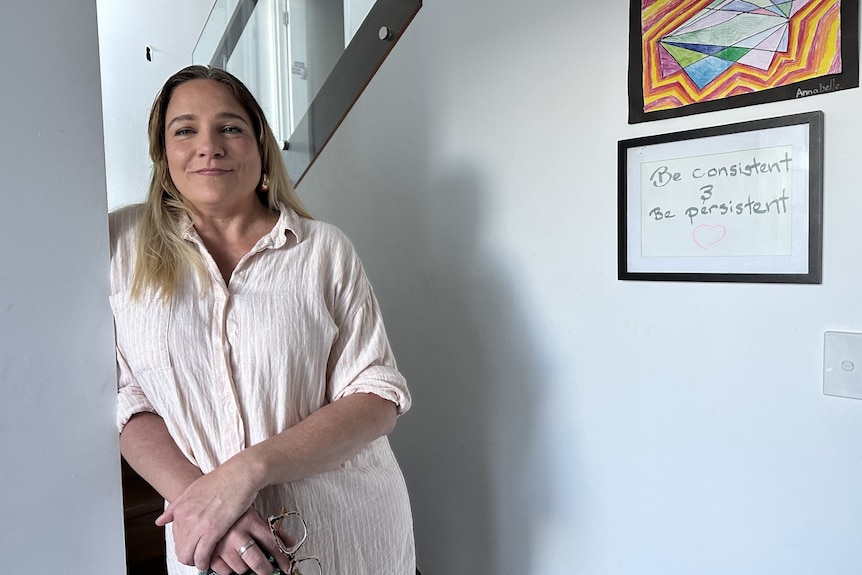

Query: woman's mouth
[[195, 168, 230, 176]]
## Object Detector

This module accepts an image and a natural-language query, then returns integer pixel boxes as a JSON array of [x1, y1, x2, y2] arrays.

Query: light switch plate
[[824, 331, 862, 400]]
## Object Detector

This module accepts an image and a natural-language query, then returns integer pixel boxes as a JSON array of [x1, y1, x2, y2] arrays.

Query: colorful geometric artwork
[[659, 1, 802, 89], [628, 0, 858, 122]]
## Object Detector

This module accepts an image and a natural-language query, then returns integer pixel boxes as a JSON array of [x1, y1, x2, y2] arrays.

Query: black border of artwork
[[628, 1, 858, 124], [618, 111, 824, 283]]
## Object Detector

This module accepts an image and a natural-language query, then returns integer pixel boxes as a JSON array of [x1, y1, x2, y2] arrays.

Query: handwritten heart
[[692, 224, 727, 250]]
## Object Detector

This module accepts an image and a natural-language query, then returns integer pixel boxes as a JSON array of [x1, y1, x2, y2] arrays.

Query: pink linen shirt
[[110, 204, 415, 574]]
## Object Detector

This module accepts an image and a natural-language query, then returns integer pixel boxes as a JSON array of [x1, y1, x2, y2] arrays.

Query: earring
[[260, 173, 270, 192]]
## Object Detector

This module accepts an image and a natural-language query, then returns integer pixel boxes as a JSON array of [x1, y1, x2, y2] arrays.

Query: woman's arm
[[121, 412, 293, 575], [240, 391, 397, 486], [153, 393, 397, 573], [119, 412, 202, 501]]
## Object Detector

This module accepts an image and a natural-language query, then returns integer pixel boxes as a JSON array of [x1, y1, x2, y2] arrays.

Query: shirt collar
[[179, 203, 303, 249], [271, 203, 303, 248]]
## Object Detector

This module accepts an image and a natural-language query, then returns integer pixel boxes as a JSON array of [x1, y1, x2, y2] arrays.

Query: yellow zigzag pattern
[[641, 0, 840, 112]]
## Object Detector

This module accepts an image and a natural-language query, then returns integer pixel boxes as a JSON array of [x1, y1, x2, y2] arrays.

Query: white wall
[[97, 1, 862, 574], [0, 1, 125, 571], [97, 0, 214, 209], [297, 2, 862, 574]]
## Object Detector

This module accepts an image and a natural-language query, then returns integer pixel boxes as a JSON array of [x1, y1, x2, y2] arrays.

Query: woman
[[111, 65, 414, 575]]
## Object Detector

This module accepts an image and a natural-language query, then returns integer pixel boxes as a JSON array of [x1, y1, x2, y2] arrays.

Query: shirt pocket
[[110, 291, 173, 374]]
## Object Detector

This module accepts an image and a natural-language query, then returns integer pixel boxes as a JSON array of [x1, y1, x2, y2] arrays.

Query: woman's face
[[163, 79, 262, 214]]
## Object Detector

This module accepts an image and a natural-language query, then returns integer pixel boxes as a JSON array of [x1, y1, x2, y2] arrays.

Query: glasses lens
[[271, 511, 308, 555], [292, 557, 322, 575]]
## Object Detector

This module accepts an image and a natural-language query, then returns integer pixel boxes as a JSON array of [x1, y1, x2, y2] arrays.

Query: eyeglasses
[[198, 508, 321, 575], [268, 507, 322, 575]]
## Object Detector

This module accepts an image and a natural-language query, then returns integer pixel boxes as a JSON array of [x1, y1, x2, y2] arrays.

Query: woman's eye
[[222, 126, 241, 134], [174, 128, 194, 136]]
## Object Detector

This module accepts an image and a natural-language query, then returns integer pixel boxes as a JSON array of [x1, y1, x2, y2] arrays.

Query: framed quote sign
[[618, 111, 824, 283]]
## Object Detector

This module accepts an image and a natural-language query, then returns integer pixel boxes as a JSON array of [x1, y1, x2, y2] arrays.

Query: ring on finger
[[237, 539, 257, 556]]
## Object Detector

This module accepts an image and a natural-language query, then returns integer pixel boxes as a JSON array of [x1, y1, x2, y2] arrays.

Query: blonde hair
[[131, 65, 312, 300]]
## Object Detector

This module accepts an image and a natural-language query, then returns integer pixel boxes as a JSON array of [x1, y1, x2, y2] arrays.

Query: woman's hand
[[146, 393, 396, 572], [203, 508, 294, 575], [155, 459, 265, 573]]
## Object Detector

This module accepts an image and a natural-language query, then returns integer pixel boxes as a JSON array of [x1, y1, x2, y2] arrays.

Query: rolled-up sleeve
[[327, 286, 410, 414], [325, 246, 411, 414], [115, 336, 158, 431]]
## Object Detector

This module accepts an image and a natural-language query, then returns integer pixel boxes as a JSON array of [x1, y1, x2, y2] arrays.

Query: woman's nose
[[197, 130, 225, 156]]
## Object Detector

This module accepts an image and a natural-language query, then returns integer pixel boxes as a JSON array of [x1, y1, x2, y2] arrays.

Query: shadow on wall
[[295, 30, 560, 570], [384, 163, 549, 574]]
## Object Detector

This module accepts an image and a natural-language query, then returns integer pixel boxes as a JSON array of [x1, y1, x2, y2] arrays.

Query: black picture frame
[[618, 111, 824, 283], [628, 1, 858, 124]]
